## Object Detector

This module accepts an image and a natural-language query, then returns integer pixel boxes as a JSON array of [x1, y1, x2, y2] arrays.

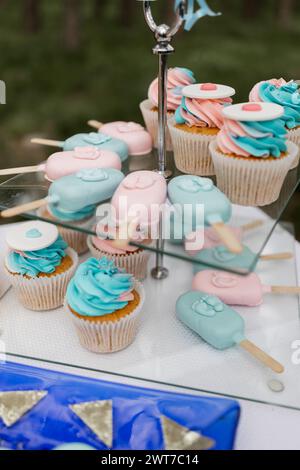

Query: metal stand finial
[[143, 1, 186, 280]]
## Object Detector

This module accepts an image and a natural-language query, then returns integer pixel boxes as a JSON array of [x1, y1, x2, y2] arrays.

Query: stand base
[[154, 169, 173, 180], [151, 266, 169, 280]]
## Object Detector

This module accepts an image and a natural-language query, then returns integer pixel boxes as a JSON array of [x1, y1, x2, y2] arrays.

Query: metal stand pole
[[143, 1, 186, 280]]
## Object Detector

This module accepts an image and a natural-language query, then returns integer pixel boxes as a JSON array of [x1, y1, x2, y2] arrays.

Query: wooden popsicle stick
[[211, 222, 243, 254], [31, 138, 63, 148], [239, 340, 284, 374], [0, 165, 41, 176], [260, 252, 293, 261], [1, 198, 49, 218], [241, 219, 264, 232], [270, 286, 300, 295], [88, 120, 103, 130]]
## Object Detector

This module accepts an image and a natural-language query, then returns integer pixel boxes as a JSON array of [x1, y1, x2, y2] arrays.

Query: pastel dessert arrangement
[[66, 257, 145, 353], [192, 270, 300, 307], [140, 67, 196, 151], [249, 78, 300, 168], [176, 291, 284, 373], [4, 221, 78, 311], [210, 102, 299, 206], [31, 131, 129, 162], [88, 171, 167, 280], [169, 83, 235, 175], [168, 175, 243, 254], [88, 120, 153, 156], [1, 168, 124, 255]]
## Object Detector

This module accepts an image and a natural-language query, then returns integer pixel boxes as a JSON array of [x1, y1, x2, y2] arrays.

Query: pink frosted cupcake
[[140, 67, 196, 151], [210, 102, 298, 206], [169, 83, 235, 175], [87, 224, 152, 281], [249, 78, 300, 169]]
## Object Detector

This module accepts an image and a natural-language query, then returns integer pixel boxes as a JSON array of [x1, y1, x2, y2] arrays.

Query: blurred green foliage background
[[0, 0, 299, 233]]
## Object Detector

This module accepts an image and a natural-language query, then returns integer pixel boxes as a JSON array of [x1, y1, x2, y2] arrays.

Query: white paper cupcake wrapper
[[210, 140, 297, 206], [5, 248, 78, 311], [66, 281, 145, 354], [140, 99, 173, 151], [87, 236, 151, 281], [168, 118, 216, 176], [287, 129, 300, 169], [37, 207, 93, 255]]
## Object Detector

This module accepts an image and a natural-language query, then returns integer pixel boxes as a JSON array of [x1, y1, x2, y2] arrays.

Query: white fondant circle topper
[[182, 83, 236, 100], [223, 102, 284, 122], [6, 221, 59, 251]]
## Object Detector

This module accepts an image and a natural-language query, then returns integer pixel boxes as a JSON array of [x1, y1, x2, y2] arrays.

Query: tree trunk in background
[[64, 0, 81, 51], [162, 0, 176, 22], [24, 0, 41, 33], [242, 0, 261, 19], [94, 0, 108, 20], [119, 0, 135, 27], [278, 0, 294, 28]]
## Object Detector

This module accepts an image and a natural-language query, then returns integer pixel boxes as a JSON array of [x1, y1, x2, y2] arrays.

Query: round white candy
[[223, 102, 284, 122], [182, 83, 236, 100], [6, 221, 59, 252]]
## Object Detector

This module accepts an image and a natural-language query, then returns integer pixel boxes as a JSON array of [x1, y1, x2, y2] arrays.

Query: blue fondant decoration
[[0, 362, 240, 451], [25, 229, 42, 239], [175, 0, 221, 31]]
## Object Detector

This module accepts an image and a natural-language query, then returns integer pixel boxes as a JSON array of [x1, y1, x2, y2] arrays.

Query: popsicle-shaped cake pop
[[0, 147, 122, 181], [111, 171, 167, 234], [185, 219, 264, 254], [31, 132, 129, 162], [1, 168, 124, 221], [193, 245, 293, 274], [88, 120, 153, 156], [192, 270, 300, 307], [168, 175, 243, 254], [176, 290, 284, 373]]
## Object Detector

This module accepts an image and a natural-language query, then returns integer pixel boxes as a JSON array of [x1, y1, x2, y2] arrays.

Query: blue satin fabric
[[0, 362, 240, 450]]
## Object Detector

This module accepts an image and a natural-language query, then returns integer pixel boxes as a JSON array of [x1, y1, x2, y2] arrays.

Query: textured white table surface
[[1, 219, 300, 450]]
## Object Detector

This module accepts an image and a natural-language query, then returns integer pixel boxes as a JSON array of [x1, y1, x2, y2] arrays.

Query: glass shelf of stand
[[0, 150, 300, 411], [0, 149, 299, 274]]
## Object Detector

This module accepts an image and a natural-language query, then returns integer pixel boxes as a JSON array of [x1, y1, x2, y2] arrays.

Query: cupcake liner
[[140, 99, 173, 151], [5, 248, 78, 311], [210, 140, 297, 207], [168, 118, 216, 176], [287, 129, 300, 169], [37, 207, 93, 255], [66, 281, 145, 354], [87, 236, 151, 281]]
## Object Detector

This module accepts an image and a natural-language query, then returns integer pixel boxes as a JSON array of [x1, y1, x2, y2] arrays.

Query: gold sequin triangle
[[160, 415, 215, 451], [0, 391, 47, 427], [70, 400, 113, 449]]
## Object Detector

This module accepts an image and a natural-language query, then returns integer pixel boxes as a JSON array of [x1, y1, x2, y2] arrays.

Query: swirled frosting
[[217, 116, 287, 158], [175, 96, 232, 128], [249, 79, 300, 130], [7, 236, 68, 278], [148, 67, 196, 111], [66, 257, 134, 317]]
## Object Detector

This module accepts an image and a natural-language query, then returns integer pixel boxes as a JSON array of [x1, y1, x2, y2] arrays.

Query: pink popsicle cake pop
[[88, 120, 153, 156], [192, 270, 300, 307], [111, 170, 167, 236], [0, 146, 122, 181]]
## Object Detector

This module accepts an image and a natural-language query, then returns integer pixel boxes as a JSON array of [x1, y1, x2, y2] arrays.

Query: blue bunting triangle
[[175, 0, 221, 31]]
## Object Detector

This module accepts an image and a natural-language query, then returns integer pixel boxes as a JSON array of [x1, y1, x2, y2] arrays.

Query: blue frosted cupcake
[[5, 221, 78, 311], [249, 78, 300, 168], [66, 258, 145, 353]]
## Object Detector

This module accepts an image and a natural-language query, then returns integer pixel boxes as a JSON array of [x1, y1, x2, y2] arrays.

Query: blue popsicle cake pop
[[1, 168, 124, 223], [193, 245, 258, 274], [176, 290, 284, 373], [168, 175, 243, 253], [31, 132, 129, 162]]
